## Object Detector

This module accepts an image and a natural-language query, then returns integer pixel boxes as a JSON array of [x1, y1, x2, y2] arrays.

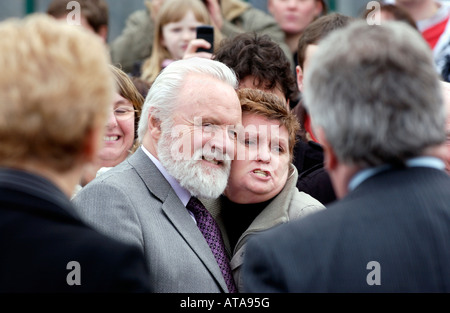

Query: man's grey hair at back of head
[[303, 20, 446, 167], [137, 57, 239, 142]]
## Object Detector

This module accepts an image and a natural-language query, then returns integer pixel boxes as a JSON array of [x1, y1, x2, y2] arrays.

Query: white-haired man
[[73, 57, 242, 293]]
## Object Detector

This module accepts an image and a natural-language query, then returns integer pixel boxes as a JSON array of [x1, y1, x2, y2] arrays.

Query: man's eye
[[203, 124, 215, 131], [228, 129, 237, 139], [245, 139, 256, 146]]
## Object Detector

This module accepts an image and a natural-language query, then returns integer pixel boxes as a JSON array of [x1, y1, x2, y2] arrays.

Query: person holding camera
[[138, 0, 220, 83], [110, 0, 291, 75]]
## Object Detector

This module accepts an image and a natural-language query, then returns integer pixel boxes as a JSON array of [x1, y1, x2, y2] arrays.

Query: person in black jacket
[[293, 13, 355, 205]]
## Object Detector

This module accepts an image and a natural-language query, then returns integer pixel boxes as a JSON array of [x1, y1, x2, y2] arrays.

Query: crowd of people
[[0, 0, 449, 294]]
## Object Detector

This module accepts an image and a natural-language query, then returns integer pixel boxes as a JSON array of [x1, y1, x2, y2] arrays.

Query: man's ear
[[315, 127, 337, 171], [148, 112, 162, 141], [296, 65, 304, 93]]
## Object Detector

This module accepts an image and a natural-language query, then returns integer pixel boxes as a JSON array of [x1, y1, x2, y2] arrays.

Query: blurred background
[[0, 0, 376, 44]]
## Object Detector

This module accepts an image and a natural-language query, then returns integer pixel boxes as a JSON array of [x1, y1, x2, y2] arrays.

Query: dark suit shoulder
[[244, 167, 450, 292], [0, 187, 151, 293]]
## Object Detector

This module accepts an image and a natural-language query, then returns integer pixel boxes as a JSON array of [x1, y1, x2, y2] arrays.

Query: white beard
[[157, 125, 231, 199]]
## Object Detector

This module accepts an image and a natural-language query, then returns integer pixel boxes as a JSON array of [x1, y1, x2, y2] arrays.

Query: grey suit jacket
[[72, 147, 228, 293]]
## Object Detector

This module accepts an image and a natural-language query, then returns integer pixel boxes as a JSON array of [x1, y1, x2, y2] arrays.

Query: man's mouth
[[202, 155, 221, 166]]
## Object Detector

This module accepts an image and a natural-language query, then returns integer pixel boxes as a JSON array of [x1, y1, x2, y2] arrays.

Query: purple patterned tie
[[187, 196, 237, 293]]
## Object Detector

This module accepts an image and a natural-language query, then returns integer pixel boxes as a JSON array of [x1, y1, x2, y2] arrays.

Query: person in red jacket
[[387, 0, 450, 81]]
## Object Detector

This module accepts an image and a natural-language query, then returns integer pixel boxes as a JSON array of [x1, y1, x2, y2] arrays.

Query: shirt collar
[[348, 156, 445, 192], [140, 145, 192, 207]]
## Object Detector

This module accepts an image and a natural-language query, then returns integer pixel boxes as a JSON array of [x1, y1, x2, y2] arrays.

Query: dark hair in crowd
[[213, 32, 299, 109], [297, 12, 354, 70]]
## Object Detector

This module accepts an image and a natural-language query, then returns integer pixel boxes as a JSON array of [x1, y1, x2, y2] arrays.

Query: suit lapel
[[128, 148, 228, 292], [128, 148, 171, 203]]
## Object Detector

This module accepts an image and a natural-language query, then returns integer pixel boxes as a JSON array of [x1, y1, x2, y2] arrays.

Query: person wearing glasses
[[75, 65, 144, 193]]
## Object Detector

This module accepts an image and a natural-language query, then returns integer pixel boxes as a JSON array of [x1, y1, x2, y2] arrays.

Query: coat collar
[[0, 168, 78, 220]]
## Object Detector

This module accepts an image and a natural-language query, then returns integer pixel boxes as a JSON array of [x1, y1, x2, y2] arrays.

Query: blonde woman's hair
[[0, 14, 114, 172]]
